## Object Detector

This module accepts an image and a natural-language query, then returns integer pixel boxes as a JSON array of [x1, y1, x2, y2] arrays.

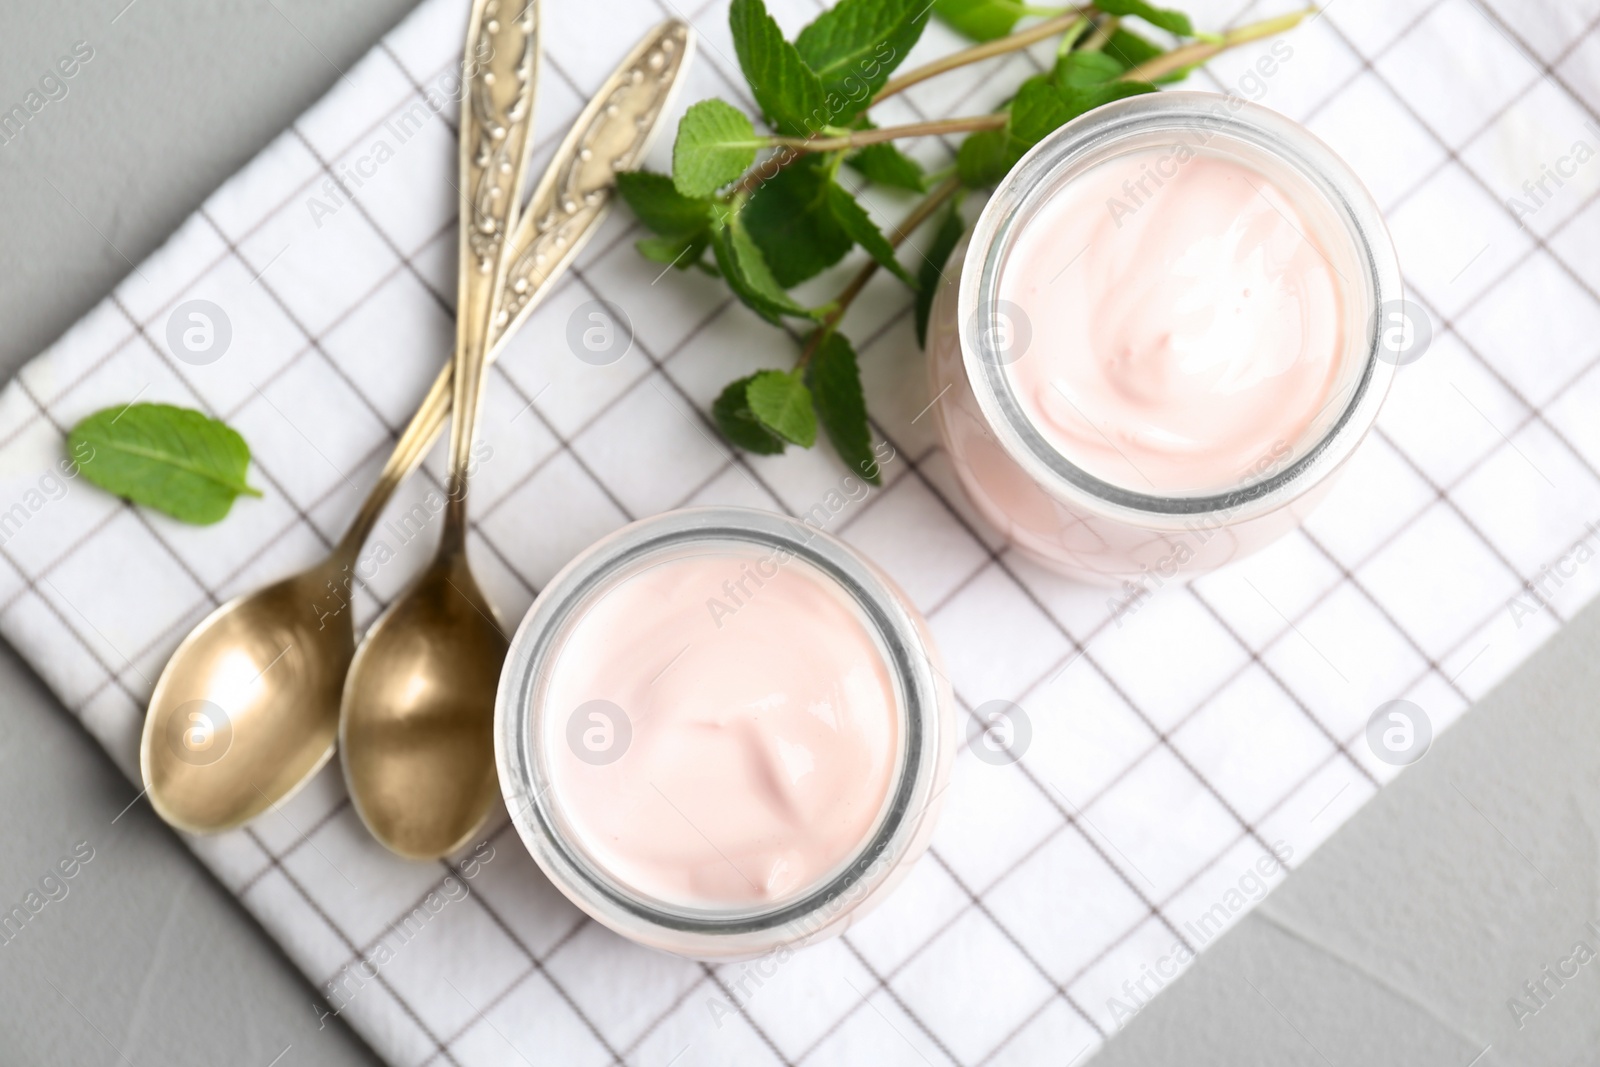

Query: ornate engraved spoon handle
[[443, 0, 542, 538], [335, 19, 692, 559]]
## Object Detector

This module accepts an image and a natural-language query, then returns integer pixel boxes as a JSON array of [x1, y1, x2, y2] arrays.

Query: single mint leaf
[[1094, 0, 1194, 38], [954, 77, 1063, 189], [743, 156, 854, 287], [1058, 79, 1158, 124], [933, 0, 1029, 42], [804, 331, 878, 483], [673, 100, 762, 197], [958, 74, 1156, 190], [710, 208, 820, 323], [730, 0, 831, 136], [1009, 75, 1073, 146], [69, 402, 261, 525], [617, 170, 712, 237], [848, 141, 927, 191], [746, 369, 818, 447], [636, 232, 708, 269], [1102, 27, 1194, 81], [1103, 26, 1163, 69], [915, 200, 965, 348], [794, 0, 930, 107], [825, 183, 917, 288], [1054, 51, 1123, 87], [1012, 77, 1157, 153], [956, 126, 1013, 187], [713, 375, 789, 454]]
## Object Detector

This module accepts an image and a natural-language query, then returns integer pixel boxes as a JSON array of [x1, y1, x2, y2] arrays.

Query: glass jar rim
[[494, 506, 948, 942], [957, 91, 1402, 525]]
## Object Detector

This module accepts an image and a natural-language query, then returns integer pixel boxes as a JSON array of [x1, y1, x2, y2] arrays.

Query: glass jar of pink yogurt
[[495, 507, 954, 960], [927, 92, 1402, 584]]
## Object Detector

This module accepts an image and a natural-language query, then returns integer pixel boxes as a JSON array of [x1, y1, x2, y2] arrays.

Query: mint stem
[[1056, 16, 1094, 56], [796, 174, 962, 368], [770, 114, 1007, 154], [874, 8, 1090, 104], [1123, 8, 1316, 81], [1079, 15, 1116, 51]]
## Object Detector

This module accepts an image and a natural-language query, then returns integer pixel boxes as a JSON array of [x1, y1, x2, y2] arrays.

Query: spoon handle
[[441, 0, 543, 546], [333, 19, 693, 561]]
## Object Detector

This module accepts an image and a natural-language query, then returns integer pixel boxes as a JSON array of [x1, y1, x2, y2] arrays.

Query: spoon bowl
[[141, 557, 352, 832], [339, 547, 508, 857]]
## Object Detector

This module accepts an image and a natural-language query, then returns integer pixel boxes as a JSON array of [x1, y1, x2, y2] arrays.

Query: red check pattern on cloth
[[3, 0, 1599, 1062]]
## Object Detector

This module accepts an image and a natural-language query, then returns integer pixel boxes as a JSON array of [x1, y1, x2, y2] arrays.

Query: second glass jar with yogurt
[[495, 507, 953, 960], [927, 92, 1402, 584]]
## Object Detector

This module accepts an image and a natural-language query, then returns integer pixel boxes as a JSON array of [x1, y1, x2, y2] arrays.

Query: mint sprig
[[620, 0, 1315, 483]]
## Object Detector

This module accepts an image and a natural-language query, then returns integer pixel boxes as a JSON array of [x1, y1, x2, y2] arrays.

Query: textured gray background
[[1091, 598, 1600, 1067], [1, 1, 1596, 1065]]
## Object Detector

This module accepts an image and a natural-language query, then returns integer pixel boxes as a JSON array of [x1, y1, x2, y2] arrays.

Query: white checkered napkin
[[3, 0, 1600, 1061]]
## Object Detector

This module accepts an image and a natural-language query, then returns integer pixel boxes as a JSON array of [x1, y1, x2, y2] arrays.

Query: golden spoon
[[337, 0, 542, 861], [139, 17, 693, 837], [339, 21, 692, 859]]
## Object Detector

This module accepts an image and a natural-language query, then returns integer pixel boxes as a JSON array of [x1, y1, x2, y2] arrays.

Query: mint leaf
[[673, 100, 763, 197], [1008, 75, 1074, 145], [746, 369, 818, 446], [1094, 0, 1194, 37], [805, 331, 878, 483], [1054, 50, 1124, 87], [847, 141, 927, 191], [730, 0, 831, 136], [69, 403, 261, 525], [1103, 26, 1164, 70], [1012, 77, 1157, 153], [713, 375, 789, 454], [617, 170, 712, 237], [743, 157, 854, 287], [933, 0, 1029, 42], [915, 200, 966, 348], [955, 79, 1057, 187], [960, 76, 1159, 189], [826, 183, 917, 288], [1101, 27, 1196, 82], [794, 0, 930, 106], [956, 126, 1013, 187], [636, 232, 708, 268], [1058, 79, 1158, 124], [710, 207, 820, 323]]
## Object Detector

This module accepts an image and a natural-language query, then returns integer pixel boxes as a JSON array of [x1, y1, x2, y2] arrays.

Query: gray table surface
[[2, 3, 1596, 1065]]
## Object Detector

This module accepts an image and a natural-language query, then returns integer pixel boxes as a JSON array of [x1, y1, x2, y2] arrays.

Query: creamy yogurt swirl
[[999, 146, 1344, 494]]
